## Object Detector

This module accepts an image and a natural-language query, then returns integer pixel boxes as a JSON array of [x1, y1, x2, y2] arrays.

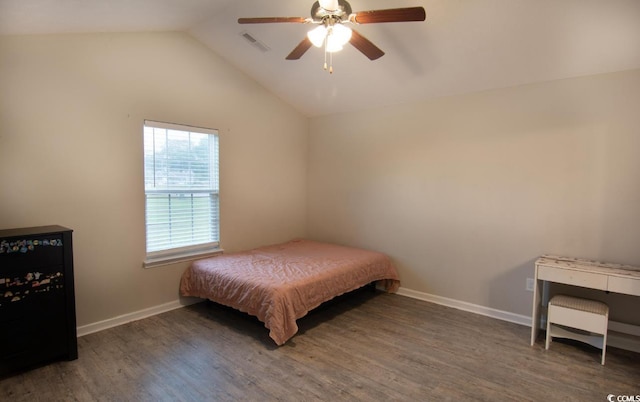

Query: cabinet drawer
[[0, 234, 64, 271], [0, 317, 69, 374], [1, 287, 67, 321], [1, 265, 67, 317], [537, 265, 608, 290], [0, 322, 58, 359], [608, 276, 640, 296]]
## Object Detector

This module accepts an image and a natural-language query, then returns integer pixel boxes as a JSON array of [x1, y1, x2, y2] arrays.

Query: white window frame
[[142, 120, 222, 268]]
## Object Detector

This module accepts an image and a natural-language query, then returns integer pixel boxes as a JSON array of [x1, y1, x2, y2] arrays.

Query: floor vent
[[240, 31, 270, 52]]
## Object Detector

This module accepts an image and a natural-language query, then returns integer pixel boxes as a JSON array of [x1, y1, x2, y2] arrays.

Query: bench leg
[[601, 330, 607, 365]]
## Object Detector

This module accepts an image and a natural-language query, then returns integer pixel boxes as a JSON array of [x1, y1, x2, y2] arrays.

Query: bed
[[179, 239, 400, 345]]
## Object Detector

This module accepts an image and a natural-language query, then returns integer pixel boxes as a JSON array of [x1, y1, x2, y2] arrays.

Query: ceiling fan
[[238, 0, 426, 73]]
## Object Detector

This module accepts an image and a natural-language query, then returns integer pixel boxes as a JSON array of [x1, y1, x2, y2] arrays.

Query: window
[[143, 120, 220, 267]]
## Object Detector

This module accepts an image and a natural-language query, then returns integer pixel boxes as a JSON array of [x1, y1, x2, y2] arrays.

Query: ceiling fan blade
[[286, 37, 313, 60], [349, 29, 384, 60], [350, 7, 426, 24], [238, 17, 308, 24]]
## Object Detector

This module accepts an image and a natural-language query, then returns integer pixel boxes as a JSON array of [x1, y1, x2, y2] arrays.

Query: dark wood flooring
[[1, 289, 639, 401]]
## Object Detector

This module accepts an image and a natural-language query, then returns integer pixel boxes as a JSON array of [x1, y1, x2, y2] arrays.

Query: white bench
[[545, 294, 609, 365]]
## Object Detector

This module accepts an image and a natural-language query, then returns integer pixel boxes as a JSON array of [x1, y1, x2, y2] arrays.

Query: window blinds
[[143, 120, 219, 255]]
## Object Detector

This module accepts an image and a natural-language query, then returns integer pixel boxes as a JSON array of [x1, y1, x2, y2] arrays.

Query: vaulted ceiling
[[2, 0, 640, 117]]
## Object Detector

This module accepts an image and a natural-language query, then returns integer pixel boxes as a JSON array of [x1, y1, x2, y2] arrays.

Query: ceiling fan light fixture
[[307, 25, 327, 47], [307, 22, 351, 53], [330, 23, 352, 47], [325, 39, 344, 53]]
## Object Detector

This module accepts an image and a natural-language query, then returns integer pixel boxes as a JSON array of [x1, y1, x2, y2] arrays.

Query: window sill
[[143, 248, 223, 269]]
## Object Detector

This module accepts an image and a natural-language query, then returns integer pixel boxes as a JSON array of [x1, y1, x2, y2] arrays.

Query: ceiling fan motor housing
[[311, 0, 352, 22]]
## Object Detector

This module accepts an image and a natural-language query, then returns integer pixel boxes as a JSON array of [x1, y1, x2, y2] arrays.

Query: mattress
[[179, 239, 400, 345]]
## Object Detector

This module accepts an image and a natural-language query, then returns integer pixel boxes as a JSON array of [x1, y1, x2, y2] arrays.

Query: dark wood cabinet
[[0, 225, 77, 376]]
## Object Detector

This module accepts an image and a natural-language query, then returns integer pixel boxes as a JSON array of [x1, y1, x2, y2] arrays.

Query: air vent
[[240, 31, 270, 53]]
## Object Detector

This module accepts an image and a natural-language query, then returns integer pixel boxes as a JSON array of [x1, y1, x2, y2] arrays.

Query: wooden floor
[[2, 289, 639, 401]]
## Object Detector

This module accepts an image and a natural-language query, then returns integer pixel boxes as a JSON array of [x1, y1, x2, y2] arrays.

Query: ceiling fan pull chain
[[323, 39, 328, 71], [329, 51, 334, 74]]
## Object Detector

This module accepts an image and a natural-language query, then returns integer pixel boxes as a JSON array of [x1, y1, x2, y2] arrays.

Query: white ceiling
[[2, 0, 640, 117]]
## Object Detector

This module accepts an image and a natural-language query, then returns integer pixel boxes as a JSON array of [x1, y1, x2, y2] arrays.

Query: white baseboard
[[607, 322, 640, 354], [396, 287, 532, 326], [76, 297, 201, 337], [396, 286, 640, 354]]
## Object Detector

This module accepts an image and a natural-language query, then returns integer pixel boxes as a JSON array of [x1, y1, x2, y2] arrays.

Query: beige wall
[[308, 69, 640, 324], [0, 32, 308, 327]]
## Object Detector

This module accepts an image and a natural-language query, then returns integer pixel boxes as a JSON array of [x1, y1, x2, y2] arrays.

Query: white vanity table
[[531, 255, 640, 346]]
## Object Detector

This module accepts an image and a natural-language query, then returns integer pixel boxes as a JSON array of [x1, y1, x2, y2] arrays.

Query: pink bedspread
[[179, 239, 400, 345]]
